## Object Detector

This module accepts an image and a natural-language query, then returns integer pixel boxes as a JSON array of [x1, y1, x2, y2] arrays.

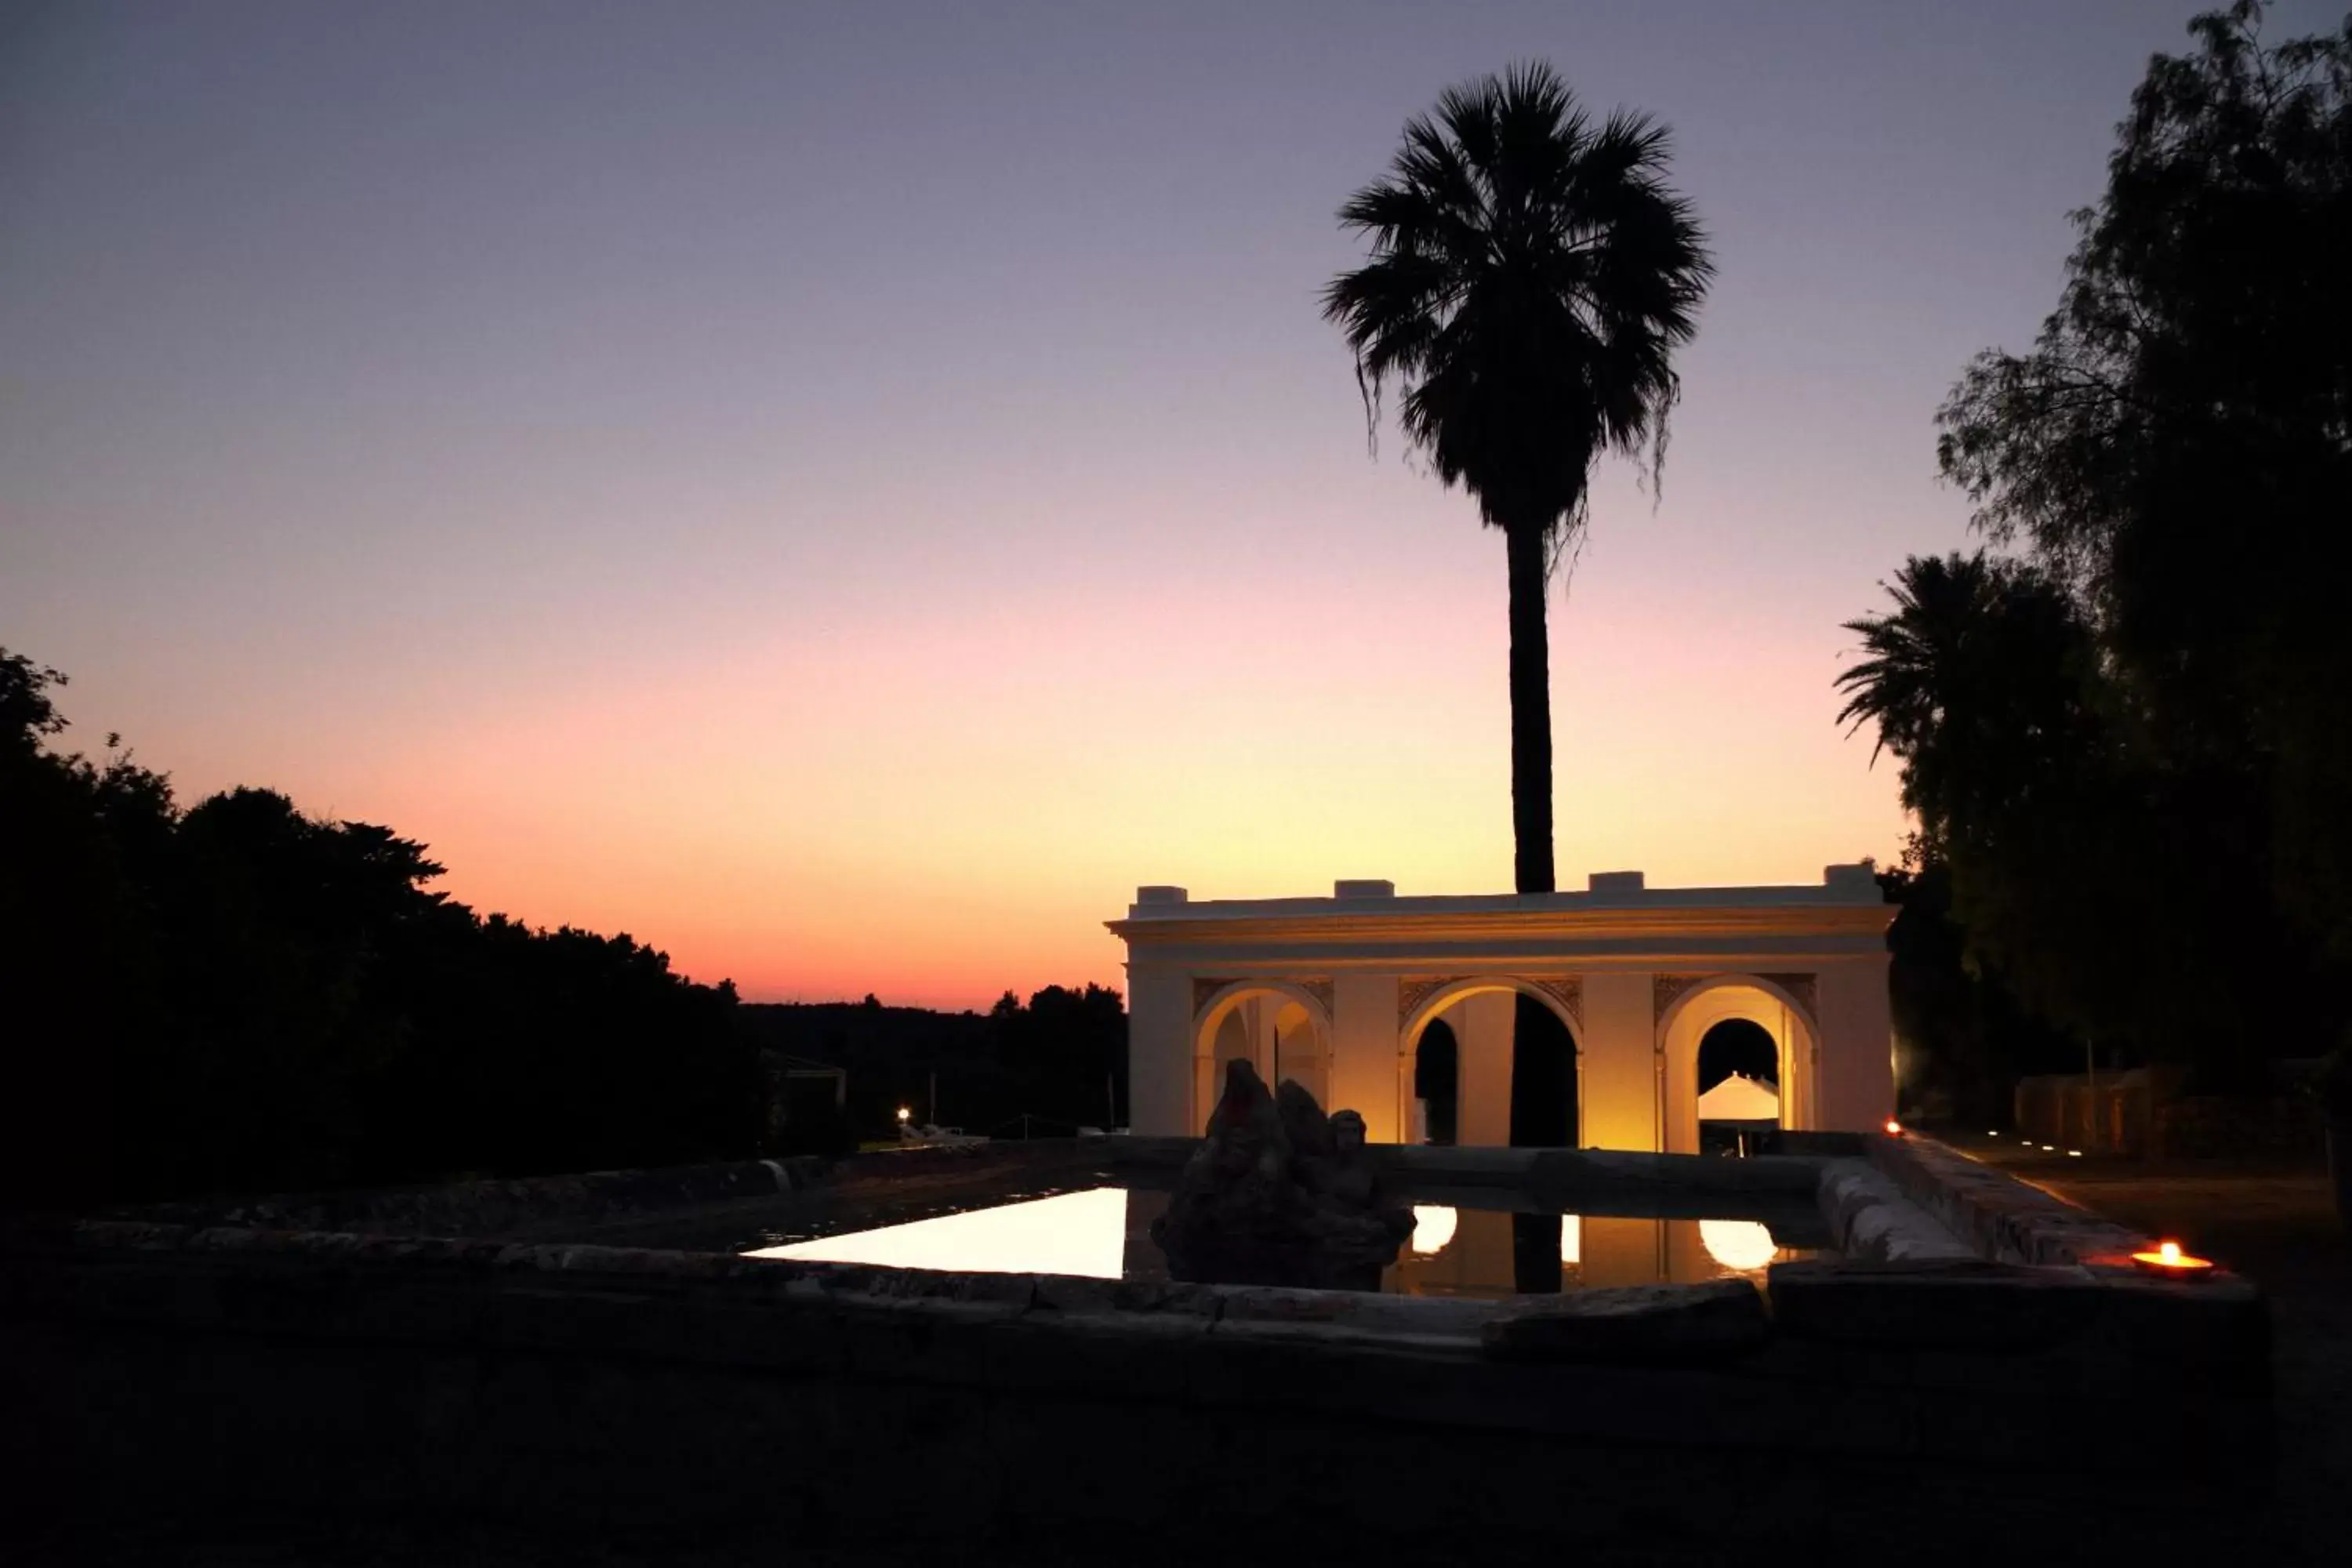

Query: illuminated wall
[[1112, 866, 1894, 1149]]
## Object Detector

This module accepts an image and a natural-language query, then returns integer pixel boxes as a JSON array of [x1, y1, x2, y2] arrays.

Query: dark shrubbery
[[0, 648, 1132, 1210], [2, 650, 758, 1208]]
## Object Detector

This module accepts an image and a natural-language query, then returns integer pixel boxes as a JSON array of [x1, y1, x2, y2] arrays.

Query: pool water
[[741, 1185, 1824, 1299]]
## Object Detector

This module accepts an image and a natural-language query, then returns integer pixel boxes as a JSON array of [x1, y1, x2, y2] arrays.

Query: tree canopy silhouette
[[1841, 3, 2351, 1093], [1936, 0, 2352, 960], [1324, 62, 1712, 894], [2, 647, 1134, 1208], [2, 648, 760, 1207]]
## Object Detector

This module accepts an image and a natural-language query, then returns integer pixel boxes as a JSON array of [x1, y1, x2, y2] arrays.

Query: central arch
[[1398, 978, 1582, 1149]]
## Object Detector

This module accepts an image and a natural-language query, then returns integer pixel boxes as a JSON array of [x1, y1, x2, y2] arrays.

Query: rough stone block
[[1027, 1318, 1212, 1408], [2091, 1271, 2270, 1394], [1768, 1258, 2102, 1349], [1481, 1279, 1769, 1363]]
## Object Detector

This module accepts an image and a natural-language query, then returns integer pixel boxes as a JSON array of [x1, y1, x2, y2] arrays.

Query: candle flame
[[2130, 1238, 2213, 1274]]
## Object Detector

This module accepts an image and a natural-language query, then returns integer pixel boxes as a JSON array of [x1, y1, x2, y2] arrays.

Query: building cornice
[[1108, 902, 1892, 949]]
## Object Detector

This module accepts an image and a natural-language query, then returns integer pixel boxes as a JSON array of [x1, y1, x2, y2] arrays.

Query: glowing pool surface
[[742, 1186, 1820, 1298], [745, 1186, 1129, 1278]]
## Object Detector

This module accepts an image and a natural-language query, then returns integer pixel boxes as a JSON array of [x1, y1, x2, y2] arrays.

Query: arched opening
[[1272, 1000, 1326, 1108], [1696, 1018, 1781, 1156], [1211, 1008, 1250, 1075], [1509, 996, 1578, 1149], [1191, 985, 1331, 1133], [1657, 978, 1818, 1156], [1413, 1019, 1459, 1145], [1399, 981, 1581, 1149]]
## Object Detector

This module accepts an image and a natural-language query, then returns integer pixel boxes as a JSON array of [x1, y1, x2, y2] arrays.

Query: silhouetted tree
[[1, 649, 762, 1208], [1878, 858, 2082, 1127], [1937, 0, 2352, 960], [1841, 5, 2352, 1102], [735, 983, 1129, 1141], [997, 983, 1127, 1129], [1839, 556, 2324, 1088], [1, 651, 133, 1208], [1325, 62, 1712, 893]]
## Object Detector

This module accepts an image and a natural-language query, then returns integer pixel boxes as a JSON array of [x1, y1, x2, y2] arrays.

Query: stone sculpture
[[1149, 1059, 1414, 1290]]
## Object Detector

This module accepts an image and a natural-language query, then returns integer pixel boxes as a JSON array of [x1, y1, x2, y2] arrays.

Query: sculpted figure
[[1150, 1059, 1413, 1289]]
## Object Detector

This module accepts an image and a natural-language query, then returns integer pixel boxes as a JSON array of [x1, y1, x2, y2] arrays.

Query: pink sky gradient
[[10, 2, 2313, 1008]]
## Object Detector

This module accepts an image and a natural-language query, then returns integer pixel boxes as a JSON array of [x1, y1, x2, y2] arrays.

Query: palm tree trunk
[[1505, 521, 1555, 894]]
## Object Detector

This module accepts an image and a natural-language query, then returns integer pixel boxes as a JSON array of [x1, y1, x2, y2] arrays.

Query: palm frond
[[1324, 60, 1712, 552]]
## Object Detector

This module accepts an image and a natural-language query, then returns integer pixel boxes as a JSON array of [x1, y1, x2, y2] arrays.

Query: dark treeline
[[1848, 5, 2352, 1125], [739, 985, 1128, 1147], [0, 649, 759, 1209], [0, 652, 1127, 1210]]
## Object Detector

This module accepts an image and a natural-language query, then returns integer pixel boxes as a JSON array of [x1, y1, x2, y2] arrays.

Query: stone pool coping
[[1, 1131, 2270, 1511], [1868, 1129, 2160, 1266], [37, 1133, 2260, 1376], [109, 1139, 1098, 1241], [0, 1196, 2264, 1470]]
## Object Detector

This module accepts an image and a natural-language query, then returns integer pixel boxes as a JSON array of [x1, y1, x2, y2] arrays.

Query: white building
[[1109, 866, 1895, 1151]]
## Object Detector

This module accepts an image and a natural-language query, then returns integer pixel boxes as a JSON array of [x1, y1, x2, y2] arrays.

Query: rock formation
[[1149, 1059, 1414, 1290]]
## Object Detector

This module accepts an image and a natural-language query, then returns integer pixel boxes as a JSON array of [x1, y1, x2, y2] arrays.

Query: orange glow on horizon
[[60, 518, 1909, 1011]]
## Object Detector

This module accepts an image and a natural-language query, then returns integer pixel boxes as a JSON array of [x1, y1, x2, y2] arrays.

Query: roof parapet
[[1822, 862, 1881, 897]]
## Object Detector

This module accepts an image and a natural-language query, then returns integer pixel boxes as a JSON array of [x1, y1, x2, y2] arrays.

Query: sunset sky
[[5, 2, 2318, 1008]]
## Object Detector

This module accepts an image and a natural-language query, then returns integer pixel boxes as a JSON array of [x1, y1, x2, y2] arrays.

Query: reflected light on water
[[1560, 1213, 1581, 1266], [1698, 1218, 1779, 1272], [1408, 1204, 1457, 1255], [743, 1186, 1127, 1278]]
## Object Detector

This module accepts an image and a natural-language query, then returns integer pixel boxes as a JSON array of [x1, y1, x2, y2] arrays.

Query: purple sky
[[4, 2, 2322, 1004]]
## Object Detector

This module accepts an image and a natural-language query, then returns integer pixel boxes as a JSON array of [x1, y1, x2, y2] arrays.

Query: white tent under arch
[[1696, 1072, 1780, 1123]]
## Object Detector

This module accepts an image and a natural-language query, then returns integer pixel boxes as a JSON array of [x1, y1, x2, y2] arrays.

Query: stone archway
[[1397, 978, 1582, 1149], [1190, 979, 1333, 1134], [1655, 976, 1819, 1155]]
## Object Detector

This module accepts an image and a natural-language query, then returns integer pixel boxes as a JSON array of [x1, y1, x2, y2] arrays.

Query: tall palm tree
[[1324, 63, 1711, 893]]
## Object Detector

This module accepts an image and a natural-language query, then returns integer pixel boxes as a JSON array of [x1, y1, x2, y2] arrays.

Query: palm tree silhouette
[[1836, 550, 2100, 844], [1324, 63, 1711, 893]]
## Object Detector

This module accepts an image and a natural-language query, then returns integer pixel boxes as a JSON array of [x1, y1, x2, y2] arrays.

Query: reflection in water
[[1512, 1213, 1561, 1294], [744, 1186, 1127, 1278], [1698, 1218, 1779, 1272], [742, 1187, 1817, 1298]]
